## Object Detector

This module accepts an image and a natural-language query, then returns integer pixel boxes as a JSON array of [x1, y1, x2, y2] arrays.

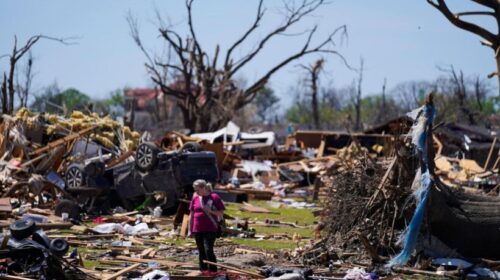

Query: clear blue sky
[[0, 0, 496, 109]]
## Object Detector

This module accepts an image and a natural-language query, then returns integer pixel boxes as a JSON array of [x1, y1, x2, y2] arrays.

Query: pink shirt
[[189, 192, 225, 233]]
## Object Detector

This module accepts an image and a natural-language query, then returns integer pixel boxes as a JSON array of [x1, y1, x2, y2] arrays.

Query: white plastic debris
[[266, 273, 304, 280], [132, 269, 170, 280], [92, 222, 158, 236], [343, 267, 372, 280]]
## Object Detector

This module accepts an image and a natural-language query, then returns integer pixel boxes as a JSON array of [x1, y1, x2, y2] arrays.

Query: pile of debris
[[302, 142, 416, 266], [1, 108, 140, 212]]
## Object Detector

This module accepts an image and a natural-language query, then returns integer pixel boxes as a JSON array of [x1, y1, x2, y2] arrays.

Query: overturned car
[[56, 141, 218, 219]]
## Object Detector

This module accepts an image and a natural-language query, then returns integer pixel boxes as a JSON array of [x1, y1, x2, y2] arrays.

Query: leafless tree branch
[[1, 35, 75, 114], [427, 0, 497, 48], [456, 11, 496, 17]]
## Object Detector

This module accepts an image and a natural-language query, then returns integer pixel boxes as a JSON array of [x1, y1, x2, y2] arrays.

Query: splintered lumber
[[140, 248, 155, 258], [29, 125, 98, 156], [367, 157, 396, 206], [484, 136, 497, 169], [103, 263, 141, 280], [0, 198, 12, 213], [0, 275, 36, 280], [203, 260, 264, 278], [112, 210, 139, 217], [317, 139, 326, 158], [115, 255, 186, 268], [181, 214, 190, 238], [239, 202, 271, 213], [1, 234, 9, 249]]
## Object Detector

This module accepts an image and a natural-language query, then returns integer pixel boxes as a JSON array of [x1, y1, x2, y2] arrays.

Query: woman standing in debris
[[189, 179, 225, 274]]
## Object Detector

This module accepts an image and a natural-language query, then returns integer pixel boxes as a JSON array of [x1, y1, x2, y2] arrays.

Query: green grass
[[225, 200, 316, 226], [251, 225, 314, 238], [232, 238, 304, 251], [223, 200, 317, 251], [83, 259, 100, 269]]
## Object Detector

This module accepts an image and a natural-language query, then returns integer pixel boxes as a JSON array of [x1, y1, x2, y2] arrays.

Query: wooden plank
[[115, 255, 186, 268], [103, 263, 141, 280], [493, 151, 500, 170], [0, 275, 36, 280], [180, 214, 190, 238], [367, 157, 397, 207], [484, 136, 497, 169], [1, 234, 10, 249], [113, 210, 139, 217], [202, 260, 264, 279], [140, 248, 154, 258], [317, 139, 326, 158], [30, 125, 98, 156], [0, 197, 12, 213], [240, 202, 271, 213], [278, 155, 338, 167]]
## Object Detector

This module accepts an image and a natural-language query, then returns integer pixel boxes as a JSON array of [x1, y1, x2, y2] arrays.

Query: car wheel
[[135, 142, 159, 172], [65, 164, 86, 188], [55, 199, 81, 220], [10, 219, 37, 240], [50, 238, 69, 256]]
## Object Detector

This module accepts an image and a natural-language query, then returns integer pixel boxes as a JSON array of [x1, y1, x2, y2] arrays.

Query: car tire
[[65, 164, 86, 188], [55, 199, 81, 220], [180, 142, 202, 153], [135, 142, 159, 172], [10, 219, 37, 240], [50, 238, 69, 256]]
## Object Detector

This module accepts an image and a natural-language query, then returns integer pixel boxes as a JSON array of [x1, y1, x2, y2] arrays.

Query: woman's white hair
[[193, 179, 207, 189]]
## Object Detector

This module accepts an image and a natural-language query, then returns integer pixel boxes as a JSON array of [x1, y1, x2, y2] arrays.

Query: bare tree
[[15, 51, 35, 108], [353, 58, 364, 131], [299, 58, 324, 129], [1, 35, 75, 114], [426, 0, 500, 95], [392, 81, 432, 112], [438, 65, 476, 124], [376, 78, 387, 123], [129, 0, 348, 132], [473, 74, 491, 111]]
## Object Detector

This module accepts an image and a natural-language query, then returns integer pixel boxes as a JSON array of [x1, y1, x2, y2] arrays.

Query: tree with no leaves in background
[[253, 86, 280, 124], [299, 58, 325, 129], [129, 0, 348, 132], [426, 0, 500, 95], [353, 58, 364, 131], [1, 35, 75, 114]]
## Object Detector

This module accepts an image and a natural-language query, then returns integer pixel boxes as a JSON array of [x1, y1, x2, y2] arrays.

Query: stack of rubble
[[305, 143, 416, 265], [0, 108, 141, 209]]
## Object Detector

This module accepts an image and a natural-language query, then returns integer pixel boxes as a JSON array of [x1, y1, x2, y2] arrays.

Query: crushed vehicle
[[57, 140, 218, 218], [0, 219, 86, 279]]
